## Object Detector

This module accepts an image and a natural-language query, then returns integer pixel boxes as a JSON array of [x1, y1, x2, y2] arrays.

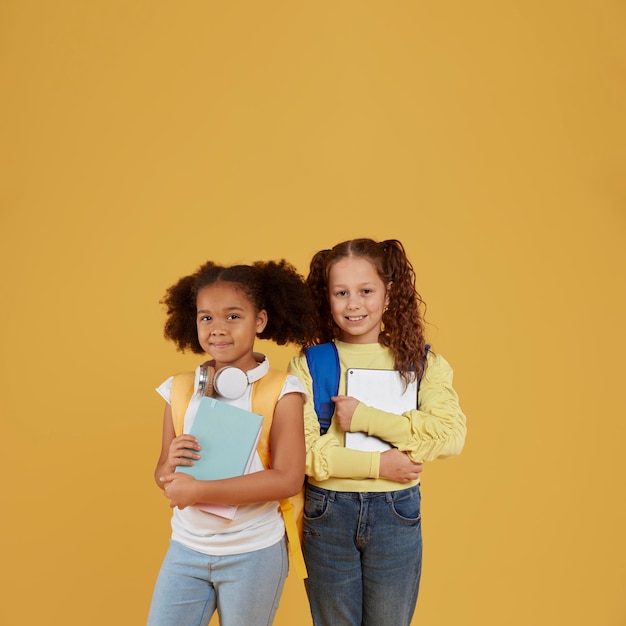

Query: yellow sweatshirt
[[288, 341, 466, 493]]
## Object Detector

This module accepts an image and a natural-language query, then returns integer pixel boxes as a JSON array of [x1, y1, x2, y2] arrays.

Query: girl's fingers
[[174, 437, 201, 451]]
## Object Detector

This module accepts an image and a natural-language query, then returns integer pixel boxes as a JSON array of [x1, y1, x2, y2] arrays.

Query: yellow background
[[1, 2, 624, 624]]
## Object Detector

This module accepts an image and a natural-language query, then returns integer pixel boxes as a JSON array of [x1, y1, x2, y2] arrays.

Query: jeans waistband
[[306, 482, 419, 502]]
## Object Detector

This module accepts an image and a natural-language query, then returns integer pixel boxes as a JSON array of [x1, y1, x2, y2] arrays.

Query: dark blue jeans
[[303, 483, 422, 626]]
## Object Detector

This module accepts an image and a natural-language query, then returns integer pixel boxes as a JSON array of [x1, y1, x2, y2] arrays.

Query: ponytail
[[253, 260, 317, 347], [379, 240, 426, 381], [306, 249, 335, 344]]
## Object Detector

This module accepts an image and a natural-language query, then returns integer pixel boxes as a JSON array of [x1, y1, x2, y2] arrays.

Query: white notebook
[[345, 368, 418, 452]]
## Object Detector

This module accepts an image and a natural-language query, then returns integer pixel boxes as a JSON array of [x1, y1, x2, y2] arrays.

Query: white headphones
[[198, 352, 269, 400]]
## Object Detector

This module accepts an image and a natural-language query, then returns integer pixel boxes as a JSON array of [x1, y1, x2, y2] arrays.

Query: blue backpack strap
[[414, 344, 430, 406], [417, 344, 431, 388], [305, 342, 340, 435], [402, 344, 431, 407]]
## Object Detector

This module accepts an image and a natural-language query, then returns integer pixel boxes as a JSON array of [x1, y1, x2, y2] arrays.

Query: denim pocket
[[389, 486, 421, 522], [303, 487, 330, 521]]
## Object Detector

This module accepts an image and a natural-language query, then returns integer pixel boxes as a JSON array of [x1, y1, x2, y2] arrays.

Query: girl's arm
[[288, 355, 422, 483], [348, 353, 467, 463], [154, 403, 201, 489], [160, 392, 305, 509]]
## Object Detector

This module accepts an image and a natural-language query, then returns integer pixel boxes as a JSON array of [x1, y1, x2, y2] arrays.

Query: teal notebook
[[177, 397, 264, 481], [175, 397, 264, 519]]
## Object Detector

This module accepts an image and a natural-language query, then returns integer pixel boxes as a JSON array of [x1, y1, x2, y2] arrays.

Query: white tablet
[[345, 368, 418, 452]]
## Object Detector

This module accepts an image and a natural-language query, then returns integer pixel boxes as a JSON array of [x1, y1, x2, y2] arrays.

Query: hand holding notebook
[[176, 397, 264, 518]]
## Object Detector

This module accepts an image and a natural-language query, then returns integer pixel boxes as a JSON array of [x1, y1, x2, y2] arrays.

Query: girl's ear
[[256, 309, 268, 334]]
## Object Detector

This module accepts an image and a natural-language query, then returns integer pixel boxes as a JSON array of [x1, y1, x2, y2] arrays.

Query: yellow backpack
[[170, 366, 307, 579]]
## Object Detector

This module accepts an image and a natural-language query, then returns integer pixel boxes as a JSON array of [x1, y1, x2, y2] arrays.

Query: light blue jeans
[[147, 538, 288, 626], [303, 483, 422, 626]]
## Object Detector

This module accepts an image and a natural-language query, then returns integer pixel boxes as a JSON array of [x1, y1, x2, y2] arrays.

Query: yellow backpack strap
[[252, 369, 308, 580], [170, 371, 196, 436]]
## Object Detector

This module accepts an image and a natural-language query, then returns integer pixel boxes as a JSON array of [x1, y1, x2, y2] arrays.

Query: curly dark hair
[[307, 238, 428, 382], [161, 259, 317, 353]]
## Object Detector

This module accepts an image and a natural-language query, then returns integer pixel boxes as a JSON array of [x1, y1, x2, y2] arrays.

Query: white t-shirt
[[156, 360, 306, 556]]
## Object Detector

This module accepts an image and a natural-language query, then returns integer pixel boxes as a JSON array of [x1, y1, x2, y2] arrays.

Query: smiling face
[[196, 281, 267, 371], [327, 256, 390, 344]]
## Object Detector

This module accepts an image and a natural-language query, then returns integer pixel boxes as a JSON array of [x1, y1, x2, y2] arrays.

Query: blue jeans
[[147, 538, 288, 626], [303, 483, 422, 626]]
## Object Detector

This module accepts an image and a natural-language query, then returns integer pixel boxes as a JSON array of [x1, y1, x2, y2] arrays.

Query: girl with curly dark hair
[[289, 238, 467, 626], [148, 259, 316, 626]]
